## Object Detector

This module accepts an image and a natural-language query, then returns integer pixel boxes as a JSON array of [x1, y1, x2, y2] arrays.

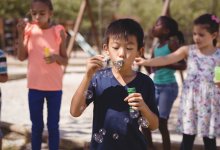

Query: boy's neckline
[[111, 68, 137, 86]]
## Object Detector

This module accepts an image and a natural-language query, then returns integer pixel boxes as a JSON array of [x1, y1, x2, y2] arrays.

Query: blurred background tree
[[0, 0, 219, 50]]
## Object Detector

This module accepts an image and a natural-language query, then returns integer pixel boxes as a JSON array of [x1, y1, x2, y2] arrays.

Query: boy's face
[[103, 35, 143, 69]]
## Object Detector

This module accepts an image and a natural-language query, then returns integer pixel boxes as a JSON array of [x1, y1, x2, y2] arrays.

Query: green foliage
[[0, 0, 219, 45], [0, 0, 30, 18], [117, 0, 162, 31]]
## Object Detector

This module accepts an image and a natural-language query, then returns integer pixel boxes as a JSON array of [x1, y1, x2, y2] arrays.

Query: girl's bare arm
[[135, 46, 189, 67], [16, 19, 28, 61], [53, 30, 68, 66]]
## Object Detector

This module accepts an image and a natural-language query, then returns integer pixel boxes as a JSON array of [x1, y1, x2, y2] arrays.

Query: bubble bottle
[[214, 61, 220, 83], [44, 47, 50, 57], [127, 87, 140, 119]]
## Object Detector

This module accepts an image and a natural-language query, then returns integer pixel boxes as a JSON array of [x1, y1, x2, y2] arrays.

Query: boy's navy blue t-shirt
[[86, 68, 158, 150]]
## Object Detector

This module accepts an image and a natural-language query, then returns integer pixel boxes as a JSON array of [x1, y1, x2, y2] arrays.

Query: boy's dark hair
[[194, 13, 219, 46], [31, 0, 53, 11], [158, 16, 184, 45], [103, 18, 144, 50]]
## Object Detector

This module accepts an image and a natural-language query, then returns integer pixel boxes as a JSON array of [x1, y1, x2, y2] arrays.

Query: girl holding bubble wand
[[16, 0, 68, 149], [135, 13, 220, 150], [70, 18, 159, 150]]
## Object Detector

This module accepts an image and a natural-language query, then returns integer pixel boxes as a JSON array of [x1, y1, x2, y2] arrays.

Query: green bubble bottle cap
[[127, 87, 136, 94]]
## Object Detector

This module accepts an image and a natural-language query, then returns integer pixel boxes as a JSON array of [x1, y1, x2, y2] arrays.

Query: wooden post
[[211, 0, 218, 14], [66, 0, 87, 58], [162, 0, 170, 16], [86, 0, 100, 53]]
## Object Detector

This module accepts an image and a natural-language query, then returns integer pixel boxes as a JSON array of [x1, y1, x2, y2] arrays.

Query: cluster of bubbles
[[93, 128, 106, 143], [93, 128, 119, 143], [138, 117, 150, 128], [93, 116, 149, 144], [129, 109, 149, 128]]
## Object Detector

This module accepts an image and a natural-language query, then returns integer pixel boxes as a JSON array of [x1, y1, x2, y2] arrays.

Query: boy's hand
[[16, 19, 27, 35], [124, 93, 146, 112], [86, 55, 104, 76]]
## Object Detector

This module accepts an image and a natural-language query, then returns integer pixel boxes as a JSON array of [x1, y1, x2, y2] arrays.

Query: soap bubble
[[124, 117, 130, 123], [93, 133, 104, 143], [99, 128, 106, 136], [138, 117, 149, 128], [112, 133, 119, 140], [92, 82, 97, 87], [102, 56, 109, 69]]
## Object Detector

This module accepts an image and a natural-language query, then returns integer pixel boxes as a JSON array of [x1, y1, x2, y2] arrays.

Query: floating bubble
[[112, 133, 119, 140], [84, 90, 93, 99], [99, 128, 106, 136], [124, 117, 130, 123], [113, 60, 124, 70], [93, 133, 104, 143], [102, 57, 109, 69], [92, 82, 97, 87], [138, 117, 149, 128]]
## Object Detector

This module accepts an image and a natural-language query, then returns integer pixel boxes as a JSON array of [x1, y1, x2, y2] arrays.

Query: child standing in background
[[0, 49, 8, 150], [142, 16, 186, 150], [70, 18, 159, 150], [136, 13, 220, 150], [16, 0, 68, 149]]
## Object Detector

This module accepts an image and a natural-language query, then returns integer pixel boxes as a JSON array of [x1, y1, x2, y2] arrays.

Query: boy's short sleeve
[[140, 74, 159, 117], [0, 50, 7, 74], [147, 79, 159, 116]]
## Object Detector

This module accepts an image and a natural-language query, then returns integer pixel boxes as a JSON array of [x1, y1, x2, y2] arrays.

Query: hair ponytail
[[176, 30, 185, 45]]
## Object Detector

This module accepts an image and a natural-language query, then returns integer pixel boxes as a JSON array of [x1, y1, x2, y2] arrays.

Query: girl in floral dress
[[135, 13, 220, 150]]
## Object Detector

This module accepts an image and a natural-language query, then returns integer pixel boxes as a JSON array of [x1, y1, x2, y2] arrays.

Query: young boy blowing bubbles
[[70, 18, 159, 150]]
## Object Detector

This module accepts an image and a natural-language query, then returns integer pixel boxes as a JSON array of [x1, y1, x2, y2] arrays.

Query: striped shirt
[[0, 49, 7, 74], [0, 49, 7, 137]]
